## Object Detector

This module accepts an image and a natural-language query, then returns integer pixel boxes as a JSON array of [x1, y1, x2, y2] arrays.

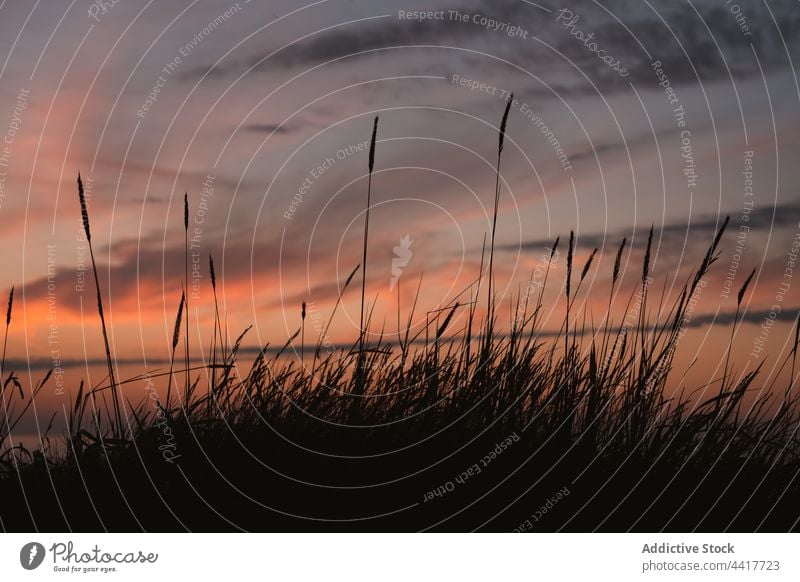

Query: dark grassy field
[[1, 106, 799, 532]]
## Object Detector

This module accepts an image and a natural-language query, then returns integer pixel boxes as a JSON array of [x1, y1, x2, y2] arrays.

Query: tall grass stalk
[[359, 116, 379, 354], [719, 267, 756, 404], [183, 193, 190, 407], [77, 173, 121, 437], [1, 287, 12, 385], [0, 287, 13, 444], [486, 95, 513, 348], [166, 290, 185, 410], [208, 255, 219, 404], [301, 301, 306, 378], [353, 116, 379, 418], [3, 119, 799, 533]]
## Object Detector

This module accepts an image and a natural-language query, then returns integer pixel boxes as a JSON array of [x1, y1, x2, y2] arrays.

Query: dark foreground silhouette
[[2, 218, 799, 531], [1, 110, 799, 532]]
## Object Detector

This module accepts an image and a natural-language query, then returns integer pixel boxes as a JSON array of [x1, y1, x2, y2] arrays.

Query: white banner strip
[[1, 533, 798, 581]]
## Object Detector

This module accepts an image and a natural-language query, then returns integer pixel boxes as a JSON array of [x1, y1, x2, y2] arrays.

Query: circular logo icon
[[19, 542, 46, 570]]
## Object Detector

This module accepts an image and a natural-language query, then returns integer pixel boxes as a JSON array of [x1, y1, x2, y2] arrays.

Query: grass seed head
[[613, 237, 627, 285], [172, 291, 185, 351], [566, 230, 574, 300], [550, 236, 560, 260], [368, 116, 379, 173], [642, 225, 653, 283], [581, 248, 598, 282], [77, 173, 91, 242], [5, 286, 13, 326], [209, 255, 217, 291], [737, 267, 756, 306], [499, 94, 513, 154]]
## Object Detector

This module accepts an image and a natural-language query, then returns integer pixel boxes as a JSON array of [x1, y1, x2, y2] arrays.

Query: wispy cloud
[[180, 0, 800, 93], [242, 123, 296, 135], [502, 201, 800, 254]]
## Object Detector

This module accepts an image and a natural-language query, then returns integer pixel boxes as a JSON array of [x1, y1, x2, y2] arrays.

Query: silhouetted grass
[[0, 110, 799, 532]]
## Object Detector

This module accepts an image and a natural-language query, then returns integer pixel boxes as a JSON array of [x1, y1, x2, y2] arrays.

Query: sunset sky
[[1, 0, 800, 406]]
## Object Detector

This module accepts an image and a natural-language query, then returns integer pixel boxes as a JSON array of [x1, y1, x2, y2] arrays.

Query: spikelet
[[344, 264, 359, 287], [550, 236, 560, 260], [737, 267, 756, 306], [566, 230, 574, 300], [77, 173, 91, 242], [436, 302, 460, 341], [6, 286, 13, 326], [581, 248, 598, 282], [613, 237, 627, 285], [209, 254, 217, 291], [499, 93, 513, 154], [642, 225, 653, 284], [368, 116, 379, 173], [172, 291, 185, 351]]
